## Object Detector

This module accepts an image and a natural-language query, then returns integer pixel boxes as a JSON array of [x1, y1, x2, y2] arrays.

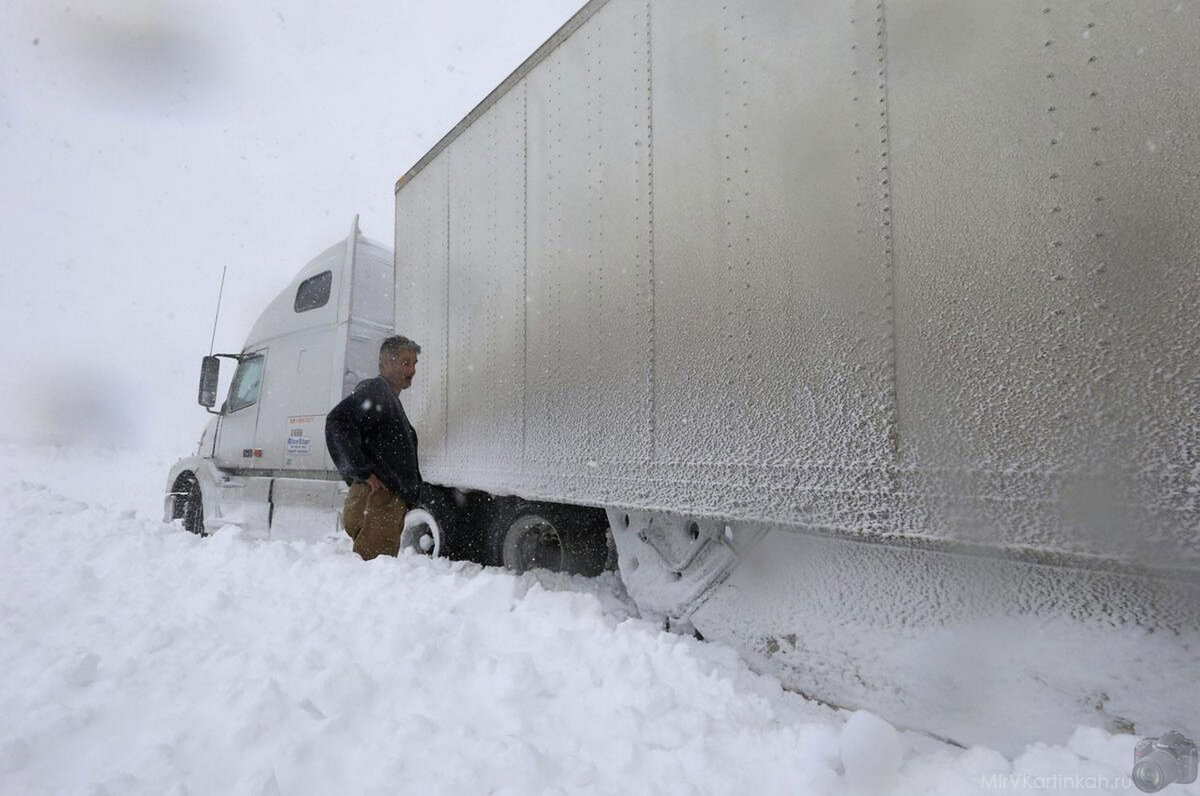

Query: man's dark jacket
[[325, 376, 422, 505]]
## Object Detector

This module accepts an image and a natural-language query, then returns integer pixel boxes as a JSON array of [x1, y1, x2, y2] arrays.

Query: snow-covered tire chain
[[488, 502, 609, 576], [170, 472, 207, 536]]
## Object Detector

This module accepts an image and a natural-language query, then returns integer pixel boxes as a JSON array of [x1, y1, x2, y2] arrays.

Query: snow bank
[[0, 442, 1192, 795]]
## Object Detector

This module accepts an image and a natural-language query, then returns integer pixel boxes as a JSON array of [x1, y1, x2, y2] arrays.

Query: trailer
[[169, 0, 1200, 754]]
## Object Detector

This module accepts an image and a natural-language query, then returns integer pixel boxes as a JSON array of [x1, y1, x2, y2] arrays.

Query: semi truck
[[167, 0, 1200, 755]]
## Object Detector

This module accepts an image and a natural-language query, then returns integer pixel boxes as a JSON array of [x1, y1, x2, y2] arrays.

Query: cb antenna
[[208, 266, 228, 356]]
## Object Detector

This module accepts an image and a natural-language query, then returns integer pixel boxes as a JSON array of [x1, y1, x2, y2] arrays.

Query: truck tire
[[400, 505, 444, 558], [171, 473, 207, 536], [401, 487, 474, 560], [488, 502, 609, 576]]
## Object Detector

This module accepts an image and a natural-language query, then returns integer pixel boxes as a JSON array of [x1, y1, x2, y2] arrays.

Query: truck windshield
[[226, 355, 265, 413]]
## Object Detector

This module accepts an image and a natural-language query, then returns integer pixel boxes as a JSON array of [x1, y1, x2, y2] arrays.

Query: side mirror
[[198, 356, 221, 408]]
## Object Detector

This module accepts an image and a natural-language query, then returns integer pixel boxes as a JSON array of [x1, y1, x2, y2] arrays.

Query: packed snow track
[[0, 442, 1194, 796]]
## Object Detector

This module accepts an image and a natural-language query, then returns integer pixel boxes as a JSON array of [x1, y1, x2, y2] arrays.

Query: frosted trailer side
[[394, 0, 1200, 752]]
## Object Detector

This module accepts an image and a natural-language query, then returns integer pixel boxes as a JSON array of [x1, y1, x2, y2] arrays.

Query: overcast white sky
[[1, 0, 582, 452]]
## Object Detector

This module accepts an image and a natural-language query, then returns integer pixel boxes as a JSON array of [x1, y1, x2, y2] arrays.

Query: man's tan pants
[[343, 483, 408, 561]]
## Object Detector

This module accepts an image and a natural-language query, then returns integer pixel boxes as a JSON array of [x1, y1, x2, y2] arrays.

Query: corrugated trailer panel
[[650, 0, 895, 527], [402, 0, 905, 527], [888, 0, 1200, 558], [887, 0, 1057, 546], [525, 0, 654, 470], [396, 0, 1200, 564], [395, 156, 450, 465], [447, 89, 527, 469]]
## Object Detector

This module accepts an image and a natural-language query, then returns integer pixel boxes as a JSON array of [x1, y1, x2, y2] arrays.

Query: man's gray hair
[[380, 335, 421, 359]]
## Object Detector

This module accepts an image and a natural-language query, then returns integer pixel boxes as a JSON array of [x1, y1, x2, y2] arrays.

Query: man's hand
[[366, 474, 384, 493]]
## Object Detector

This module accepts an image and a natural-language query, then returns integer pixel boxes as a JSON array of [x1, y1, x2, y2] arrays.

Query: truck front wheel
[[171, 473, 207, 536], [489, 503, 608, 576]]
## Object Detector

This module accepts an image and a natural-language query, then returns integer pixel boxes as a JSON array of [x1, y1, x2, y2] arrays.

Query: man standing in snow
[[325, 335, 423, 560]]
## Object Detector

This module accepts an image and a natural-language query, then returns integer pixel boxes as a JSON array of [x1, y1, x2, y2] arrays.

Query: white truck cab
[[166, 218, 393, 540]]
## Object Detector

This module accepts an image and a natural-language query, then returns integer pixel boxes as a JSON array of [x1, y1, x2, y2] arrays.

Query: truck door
[[213, 350, 268, 470]]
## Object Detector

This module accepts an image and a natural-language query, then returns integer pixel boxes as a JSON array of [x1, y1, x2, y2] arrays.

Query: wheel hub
[[509, 518, 563, 573]]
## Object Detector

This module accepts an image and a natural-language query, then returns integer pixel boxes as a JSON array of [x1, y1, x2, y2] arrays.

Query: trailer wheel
[[171, 473, 207, 537], [489, 503, 608, 576], [400, 506, 443, 557], [400, 488, 469, 559]]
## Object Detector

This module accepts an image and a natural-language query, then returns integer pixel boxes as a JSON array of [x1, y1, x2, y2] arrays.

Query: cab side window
[[294, 270, 332, 312], [226, 355, 265, 413]]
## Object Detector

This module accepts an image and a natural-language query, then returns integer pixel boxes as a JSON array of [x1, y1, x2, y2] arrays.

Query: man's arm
[[325, 390, 377, 485]]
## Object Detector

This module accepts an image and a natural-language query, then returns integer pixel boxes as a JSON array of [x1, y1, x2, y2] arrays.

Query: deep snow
[[0, 440, 1194, 796]]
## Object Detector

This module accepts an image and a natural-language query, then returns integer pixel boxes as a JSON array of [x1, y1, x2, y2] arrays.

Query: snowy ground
[[0, 440, 1194, 795]]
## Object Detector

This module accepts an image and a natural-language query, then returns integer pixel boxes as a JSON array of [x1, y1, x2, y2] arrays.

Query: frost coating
[[398, 0, 1200, 569], [887, 0, 1200, 565]]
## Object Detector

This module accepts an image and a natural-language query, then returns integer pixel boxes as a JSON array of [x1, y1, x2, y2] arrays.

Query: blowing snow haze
[[0, 0, 581, 451], [3, 1, 1200, 792]]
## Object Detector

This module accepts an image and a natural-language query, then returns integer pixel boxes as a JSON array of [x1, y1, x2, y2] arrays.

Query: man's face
[[381, 350, 418, 391]]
